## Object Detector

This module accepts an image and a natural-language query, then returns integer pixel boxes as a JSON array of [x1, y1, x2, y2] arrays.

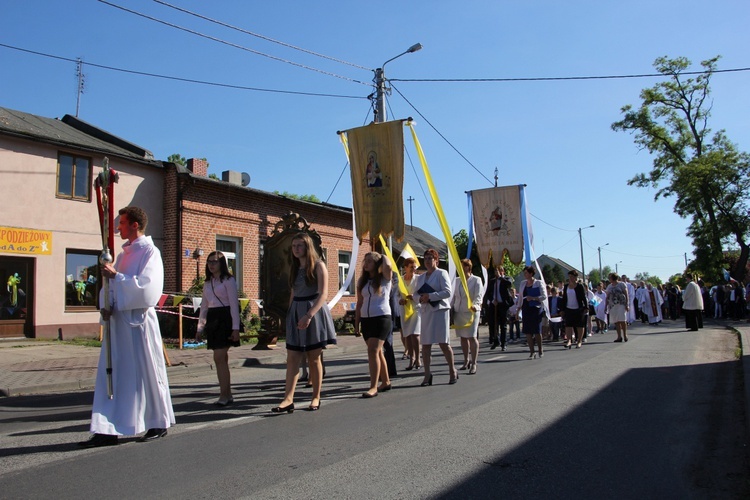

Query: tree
[[588, 265, 613, 287], [451, 230, 523, 281], [167, 153, 186, 166], [612, 56, 750, 282], [452, 229, 481, 277], [634, 272, 662, 287], [273, 191, 321, 203]]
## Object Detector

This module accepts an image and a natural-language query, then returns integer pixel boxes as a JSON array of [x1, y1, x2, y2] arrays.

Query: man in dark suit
[[482, 267, 499, 348], [492, 266, 514, 351]]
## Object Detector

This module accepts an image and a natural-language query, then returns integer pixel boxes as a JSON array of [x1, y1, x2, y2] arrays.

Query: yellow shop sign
[[0, 226, 52, 255]]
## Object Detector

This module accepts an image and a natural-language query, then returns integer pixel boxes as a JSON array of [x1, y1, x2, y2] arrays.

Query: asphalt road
[[1, 322, 747, 499]]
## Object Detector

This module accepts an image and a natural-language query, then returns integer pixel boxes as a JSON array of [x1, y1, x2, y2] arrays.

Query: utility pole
[[578, 225, 594, 284], [373, 43, 422, 252], [494, 167, 498, 187], [598, 243, 609, 283], [407, 196, 415, 229]]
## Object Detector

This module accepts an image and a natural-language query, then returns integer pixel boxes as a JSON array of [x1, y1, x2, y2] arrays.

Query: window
[[217, 237, 242, 288], [338, 251, 355, 295], [57, 153, 91, 200], [65, 250, 101, 311]]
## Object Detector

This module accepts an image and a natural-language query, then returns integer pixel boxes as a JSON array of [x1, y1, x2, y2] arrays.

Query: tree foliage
[[273, 191, 321, 203], [167, 153, 186, 166], [452, 229, 523, 281], [612, 56, 750, 282]]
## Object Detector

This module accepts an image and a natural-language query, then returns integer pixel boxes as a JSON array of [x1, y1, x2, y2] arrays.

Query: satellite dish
[[241, 172, 251, 186]]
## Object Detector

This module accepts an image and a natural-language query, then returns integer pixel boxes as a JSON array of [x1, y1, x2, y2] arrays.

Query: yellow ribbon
[[378, 234, 414, 321], [406, 122, 473, 328]]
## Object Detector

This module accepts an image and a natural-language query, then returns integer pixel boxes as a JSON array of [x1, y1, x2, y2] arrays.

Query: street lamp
[[374, 43, 422, 124], [598, 243, 609, 284], [616, 261, 623, 274], [374, 43, 422, 255], [578, 225, 594, 284]]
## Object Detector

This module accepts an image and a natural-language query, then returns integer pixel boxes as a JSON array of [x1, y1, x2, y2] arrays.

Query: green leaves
[[613, 55, 749, 281]]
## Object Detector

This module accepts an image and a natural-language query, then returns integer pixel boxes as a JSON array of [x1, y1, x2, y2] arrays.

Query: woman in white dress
[[413, 248, 458, 386], [594, 282, 608, 333], [398, 257, 421, 371], [451, 259, 483, 375]]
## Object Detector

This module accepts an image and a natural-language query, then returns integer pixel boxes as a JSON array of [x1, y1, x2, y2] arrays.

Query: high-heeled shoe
[[468, 363, 477, 375], [215, 397, 234, 407], [405, 363, 414, 371], [529, 352, 536, 359], [308, 400, 321, 411], [449, 373, 459, 384], [271, 403, 295, 414], [565, 343, 572, 349], [378, 384, 392, 392], [459, 362, 469, 370], [420, 374, 433, 387]]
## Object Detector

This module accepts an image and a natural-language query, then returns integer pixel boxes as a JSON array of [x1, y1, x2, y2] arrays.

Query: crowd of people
[[78, 208, 747, 447]]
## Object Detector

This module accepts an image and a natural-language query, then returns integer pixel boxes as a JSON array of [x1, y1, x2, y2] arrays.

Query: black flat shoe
[[362, 391, 378, 398], [449, 374, 459, 385], [139, 428, 167, 442], [271, 403, 295, 413], [378, 384, 392, 392], [78, 433, 118, 448], [405, 364, 414, 371], [614, 338, 623, 343], [420, 374, 433, 387]]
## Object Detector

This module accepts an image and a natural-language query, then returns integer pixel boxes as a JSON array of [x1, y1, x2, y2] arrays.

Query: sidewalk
[[2, 320, 749, 400], [0, 333, 368, 397]]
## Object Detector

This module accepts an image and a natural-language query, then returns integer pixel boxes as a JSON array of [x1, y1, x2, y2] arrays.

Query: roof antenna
[[75, 58, 85, 117]]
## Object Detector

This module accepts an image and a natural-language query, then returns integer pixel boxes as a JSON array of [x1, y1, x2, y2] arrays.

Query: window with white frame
[[338, 251, 355, 295], [216, 237, 241, 289]]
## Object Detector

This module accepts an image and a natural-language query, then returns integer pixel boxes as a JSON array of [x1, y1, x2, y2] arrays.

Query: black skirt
[[204, 306, 241, 350]]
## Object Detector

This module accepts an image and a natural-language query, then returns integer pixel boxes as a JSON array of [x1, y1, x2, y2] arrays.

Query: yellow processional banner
[[343, 121, 405, 241], [471, 186, 524, 266]]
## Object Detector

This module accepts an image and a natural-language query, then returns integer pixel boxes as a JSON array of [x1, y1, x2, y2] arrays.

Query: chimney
[[186, 158, 208, 177]]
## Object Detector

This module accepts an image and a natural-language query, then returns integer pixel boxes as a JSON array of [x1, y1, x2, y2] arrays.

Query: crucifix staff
[[95, 157, 119, 399]]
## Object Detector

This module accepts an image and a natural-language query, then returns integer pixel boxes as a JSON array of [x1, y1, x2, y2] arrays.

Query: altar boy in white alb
[[79, 206, 175, 448]]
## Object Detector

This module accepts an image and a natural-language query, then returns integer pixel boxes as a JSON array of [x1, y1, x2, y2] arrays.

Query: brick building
[[163, 158, 368, 319]]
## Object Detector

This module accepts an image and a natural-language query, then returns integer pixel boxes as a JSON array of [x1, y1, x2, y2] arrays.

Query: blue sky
[[3, 1, 749, 281]]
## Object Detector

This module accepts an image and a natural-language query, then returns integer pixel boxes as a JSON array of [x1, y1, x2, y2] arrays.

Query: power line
[[325, 108, 373, 203], [154, 0, 371, 71], [390, 66, 750, 83], [0, 43, 366, 99], [390, 83, 494, 186], [385, 97, 438, 226], [97, 0, 371, 86], [530, 213, 577, 232]]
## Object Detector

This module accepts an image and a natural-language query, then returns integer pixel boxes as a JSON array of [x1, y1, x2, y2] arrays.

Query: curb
[[734, 326, 750, 439]]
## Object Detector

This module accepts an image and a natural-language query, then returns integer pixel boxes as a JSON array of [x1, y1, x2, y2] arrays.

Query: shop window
[[65, 250, 100, 310], [57, 153, 91, 201]]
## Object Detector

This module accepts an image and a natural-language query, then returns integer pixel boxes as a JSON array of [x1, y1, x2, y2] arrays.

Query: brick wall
[[162, 163, 369, 317]]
